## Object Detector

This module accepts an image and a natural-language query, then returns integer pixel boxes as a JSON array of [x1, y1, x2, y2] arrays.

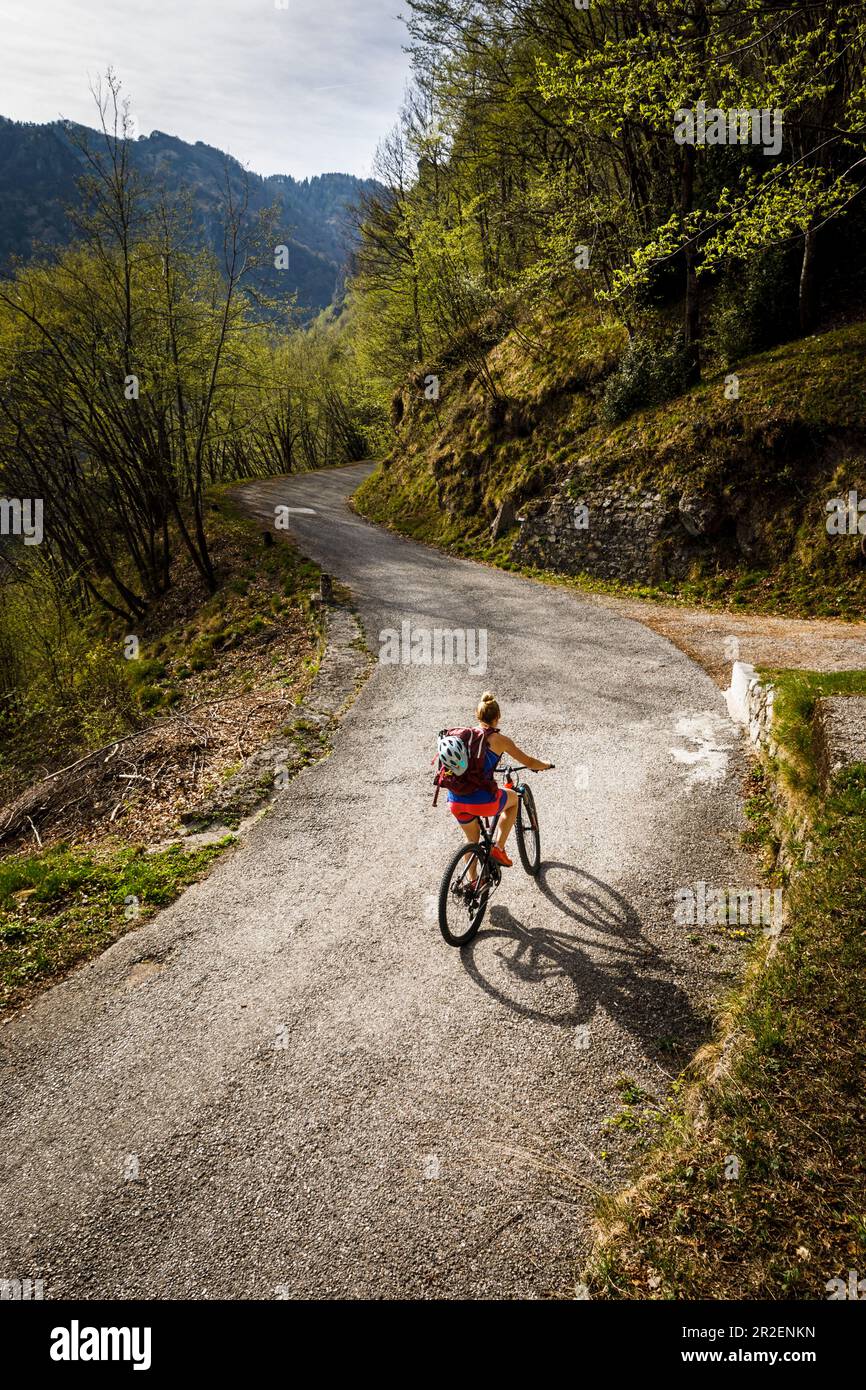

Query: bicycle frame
[[462, 764, 528, 849]]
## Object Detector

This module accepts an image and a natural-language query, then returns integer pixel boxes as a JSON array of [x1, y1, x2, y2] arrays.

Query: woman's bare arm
[[488, 732, 551, 771]]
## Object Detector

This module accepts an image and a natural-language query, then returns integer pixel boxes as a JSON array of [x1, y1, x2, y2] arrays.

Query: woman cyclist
[[446, 692, 552, 867]]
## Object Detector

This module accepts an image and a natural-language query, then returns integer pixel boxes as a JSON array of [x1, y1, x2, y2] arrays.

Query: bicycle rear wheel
[[515, 784, 541, 875], [438, 844, 490, 947]]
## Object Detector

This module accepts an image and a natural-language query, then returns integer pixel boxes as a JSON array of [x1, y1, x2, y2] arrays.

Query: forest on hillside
[[347, 0, 866, 401], [348, 0, 866, 618], [0, 114, 378, 315], [0, 73, 380, 787], [2, 2, 866, 788]]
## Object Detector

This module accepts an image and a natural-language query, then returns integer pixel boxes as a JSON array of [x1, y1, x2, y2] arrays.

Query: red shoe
[[491, 846, 513, 868]]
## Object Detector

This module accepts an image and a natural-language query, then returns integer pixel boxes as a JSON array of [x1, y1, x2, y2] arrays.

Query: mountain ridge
[[0, 114, 379, 314]]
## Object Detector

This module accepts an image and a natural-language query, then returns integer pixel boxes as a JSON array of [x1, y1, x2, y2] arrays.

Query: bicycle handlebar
[[497, 763, 555, 776]]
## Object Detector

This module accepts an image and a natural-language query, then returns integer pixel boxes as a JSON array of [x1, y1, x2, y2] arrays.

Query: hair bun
[[476, 691, 501, 724]]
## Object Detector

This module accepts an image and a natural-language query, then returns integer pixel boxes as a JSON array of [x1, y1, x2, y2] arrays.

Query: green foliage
[[0, 73, 376, 808], [347, 0, 866, 417], [0, 491, 323, 797], [0, 73, 379, 632], [126, 659, 167, 688], [0, 561, 138, 788], [708, 251, 799, 366], [601, 333, 691, 423], [538, 0, 864, 308]]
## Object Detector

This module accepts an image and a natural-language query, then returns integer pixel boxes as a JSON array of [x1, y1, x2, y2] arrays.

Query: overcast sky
[[1, 0, 411, 179]]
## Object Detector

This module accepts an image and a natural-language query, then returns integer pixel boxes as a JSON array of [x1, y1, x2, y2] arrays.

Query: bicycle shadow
[[459, 861, 703, 1054]]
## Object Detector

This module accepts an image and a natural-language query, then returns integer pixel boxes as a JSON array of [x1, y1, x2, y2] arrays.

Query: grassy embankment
[[585, 670, 866, 1299], [0, 840, 230, 1015], [355, 307, 866, 619], [0, 492, 324, 1014]]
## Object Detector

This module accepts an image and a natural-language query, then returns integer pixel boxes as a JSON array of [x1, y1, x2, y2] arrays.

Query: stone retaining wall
[[510, 480, 742, 584], [512, 486, 681, 583], [813, 694, 866, 790], [508, 465, 802, 584]]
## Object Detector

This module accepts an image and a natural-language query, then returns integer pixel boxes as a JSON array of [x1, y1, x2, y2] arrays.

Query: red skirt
[[448, 788, 508, 823]]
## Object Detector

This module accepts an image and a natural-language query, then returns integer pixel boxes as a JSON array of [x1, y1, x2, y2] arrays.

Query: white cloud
[[2, 0, 410, 178]]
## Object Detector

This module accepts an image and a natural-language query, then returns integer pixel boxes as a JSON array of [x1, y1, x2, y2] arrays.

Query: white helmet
[[438, 733, 468, 775]]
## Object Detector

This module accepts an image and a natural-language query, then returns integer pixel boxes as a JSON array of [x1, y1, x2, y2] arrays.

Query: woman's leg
[[459, 816, 480, 879], [496, 790, 519, 849]]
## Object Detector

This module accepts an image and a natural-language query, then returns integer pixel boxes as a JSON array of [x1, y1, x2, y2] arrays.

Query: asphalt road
[[0, 462, 755, 1299]]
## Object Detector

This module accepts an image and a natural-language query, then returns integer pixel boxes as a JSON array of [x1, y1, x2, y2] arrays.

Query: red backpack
[[432, 726, 496, 805]]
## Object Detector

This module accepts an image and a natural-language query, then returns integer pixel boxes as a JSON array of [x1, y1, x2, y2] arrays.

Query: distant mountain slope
[[0, 116, 378, 315]]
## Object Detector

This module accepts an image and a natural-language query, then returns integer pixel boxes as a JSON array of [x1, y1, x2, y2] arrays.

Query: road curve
[[0, 463, 754, 1299]]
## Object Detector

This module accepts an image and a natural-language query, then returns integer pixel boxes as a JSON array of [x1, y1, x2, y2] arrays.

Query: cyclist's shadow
[[459, 860, 702, 1051]]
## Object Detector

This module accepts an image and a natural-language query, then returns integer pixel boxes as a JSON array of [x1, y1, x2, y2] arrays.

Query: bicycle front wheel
[[438, 843, 490, 947], [515, 784, 541, 875]]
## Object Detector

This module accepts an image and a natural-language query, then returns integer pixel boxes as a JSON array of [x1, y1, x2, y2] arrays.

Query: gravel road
[[0, 463, 756, 1300]]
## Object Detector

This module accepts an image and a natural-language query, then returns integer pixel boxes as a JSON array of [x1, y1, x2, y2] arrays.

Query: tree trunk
[[680, 143, 701, 384], [799, 224, 819, 336]]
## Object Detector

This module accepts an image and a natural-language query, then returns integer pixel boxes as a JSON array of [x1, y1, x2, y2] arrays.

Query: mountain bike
[[437, 764, 554, 948]]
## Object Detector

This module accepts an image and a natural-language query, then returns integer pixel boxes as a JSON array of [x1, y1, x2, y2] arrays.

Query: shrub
[[601, 333, 691, 423], [125, 658, 167, 688]]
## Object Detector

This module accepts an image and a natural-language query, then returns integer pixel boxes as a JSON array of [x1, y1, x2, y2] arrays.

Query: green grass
[[0, 838, 233, 1014]]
